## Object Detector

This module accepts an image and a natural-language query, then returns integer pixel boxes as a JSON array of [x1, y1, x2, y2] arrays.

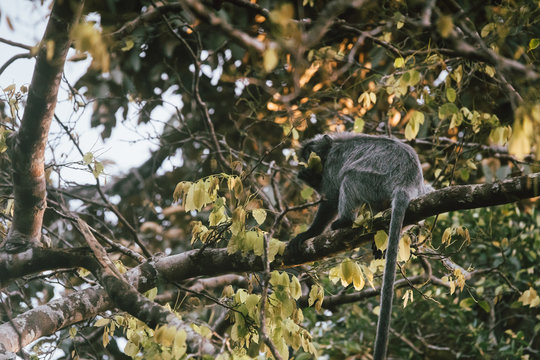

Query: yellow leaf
[[82, 152, 93, 165], [340, 259, 355, 286], [519, 287, 540, 307], [252, 208, 267, 225], [94, 318, 110, 327], [328, 265, 341, 284], [124, 341, 138, 357], [394, 57, 405, 68], [231, 207, 246, 235], [374, 230, 388, 251], [442, 227, 452, 246], [121, 39, 134, 51], [351, 262, 365, 291], [173, 181, 191, 203], [290, 276, 302, 300], [508, 110, 533, 160], [437, 15, 453, 38], [263, 47, 279, 72], [398, 234, 411, 262], [173, 329, 187, 358]]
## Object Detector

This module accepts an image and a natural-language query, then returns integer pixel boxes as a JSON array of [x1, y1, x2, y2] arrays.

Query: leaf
[[529, 38, 540, 51], [438, 103, 459, 120], [92, 161, 104, 178], [508, 112, 533, 160], [69, 327, 77, 339], [478, 300, 491, 313], [442, 227, 452, 246], [124, 341, 139, 357], [263, 47, 279, 72], [192, 180, 208, 210], [481, 23, 495, 38], [82, 152, 93, 165], [249, 231, 264, 256], [351, 262, 365, 291], [446, 87, 456, 102], [394, 57, 405, 68], [408, 70, 420, 86], [231, 208, 246, 235], [290, 276, 302, 300], [374, 230, 388, 251], [121, 39, 134, 51], [94, 318, 110, 327], [459, 297, 475, 310], [340, 259, 355, 286], [398, 234, 411, 262], [301, 186, 314, 199], [405, 110, 425, 140], [173, 181, 191, 203], [437, 15, 453, 38], [518, 287, 540, 307], [353, 117, 365, 133], [484, 65, 495, 78], [144, 287, 158, 301], [252, 208, 267, 225]]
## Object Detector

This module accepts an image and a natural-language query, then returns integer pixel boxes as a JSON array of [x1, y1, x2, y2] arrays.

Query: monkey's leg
[[287, 200, 337, 253], [331, 170, 382, 230]]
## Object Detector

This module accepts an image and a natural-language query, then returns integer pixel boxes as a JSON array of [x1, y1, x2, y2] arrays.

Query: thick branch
[[2, 0, 84, 252]]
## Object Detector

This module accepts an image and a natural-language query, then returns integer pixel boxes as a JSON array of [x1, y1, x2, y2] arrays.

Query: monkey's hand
[[286, 232, 311, 255]]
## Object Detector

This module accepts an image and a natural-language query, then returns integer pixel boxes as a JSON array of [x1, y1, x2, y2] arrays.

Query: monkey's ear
[[322, 134, 332, 143]]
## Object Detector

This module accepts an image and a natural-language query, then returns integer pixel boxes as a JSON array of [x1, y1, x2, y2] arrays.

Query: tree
[[0, 0, 538, 358]]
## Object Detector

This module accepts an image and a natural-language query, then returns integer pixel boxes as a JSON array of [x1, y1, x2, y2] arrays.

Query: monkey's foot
[[331, 218, 353, 230]]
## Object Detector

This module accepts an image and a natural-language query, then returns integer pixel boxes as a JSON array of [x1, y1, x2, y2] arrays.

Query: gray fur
[[289, 132, 431, 360]]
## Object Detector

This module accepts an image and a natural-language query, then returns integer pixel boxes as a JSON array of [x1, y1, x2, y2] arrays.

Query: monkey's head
[[296, 134, 333, 191]]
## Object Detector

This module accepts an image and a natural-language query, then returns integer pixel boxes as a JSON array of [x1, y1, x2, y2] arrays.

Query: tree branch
[[2, 0, 84, 252], [0, 173, 538, 353]]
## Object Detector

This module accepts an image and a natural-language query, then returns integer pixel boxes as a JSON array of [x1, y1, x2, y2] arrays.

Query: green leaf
[[301, 186, 314, 199], [459, 297, 476, 310], [446, 87, 456, 102], [353, 117, 365, 133], [438, 103, 459, 120], [478, 300, 491, 313], [529, 38, 540, 51], [394, 57, 405, 68]]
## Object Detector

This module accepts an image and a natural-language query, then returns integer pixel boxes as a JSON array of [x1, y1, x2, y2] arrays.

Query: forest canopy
[[0, 0, 539, 359]]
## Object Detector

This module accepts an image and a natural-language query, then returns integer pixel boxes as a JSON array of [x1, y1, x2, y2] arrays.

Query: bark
[[2, 0, 84, 252]]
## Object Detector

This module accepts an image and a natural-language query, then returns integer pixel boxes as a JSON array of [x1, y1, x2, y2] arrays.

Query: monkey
[[287, 132, 432, 360]]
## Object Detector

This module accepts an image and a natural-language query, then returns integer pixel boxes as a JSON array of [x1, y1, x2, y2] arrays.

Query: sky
[[0, 1, 182, 186]]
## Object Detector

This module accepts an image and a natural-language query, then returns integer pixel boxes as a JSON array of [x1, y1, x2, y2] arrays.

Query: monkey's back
[[322, 133, 426, 207]]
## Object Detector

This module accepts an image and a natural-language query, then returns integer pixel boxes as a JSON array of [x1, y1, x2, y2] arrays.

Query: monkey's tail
[[373, 190, 410, 360]]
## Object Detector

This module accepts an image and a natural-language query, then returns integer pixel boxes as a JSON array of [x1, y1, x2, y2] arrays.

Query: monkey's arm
[[286, 200, 337, 253]]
